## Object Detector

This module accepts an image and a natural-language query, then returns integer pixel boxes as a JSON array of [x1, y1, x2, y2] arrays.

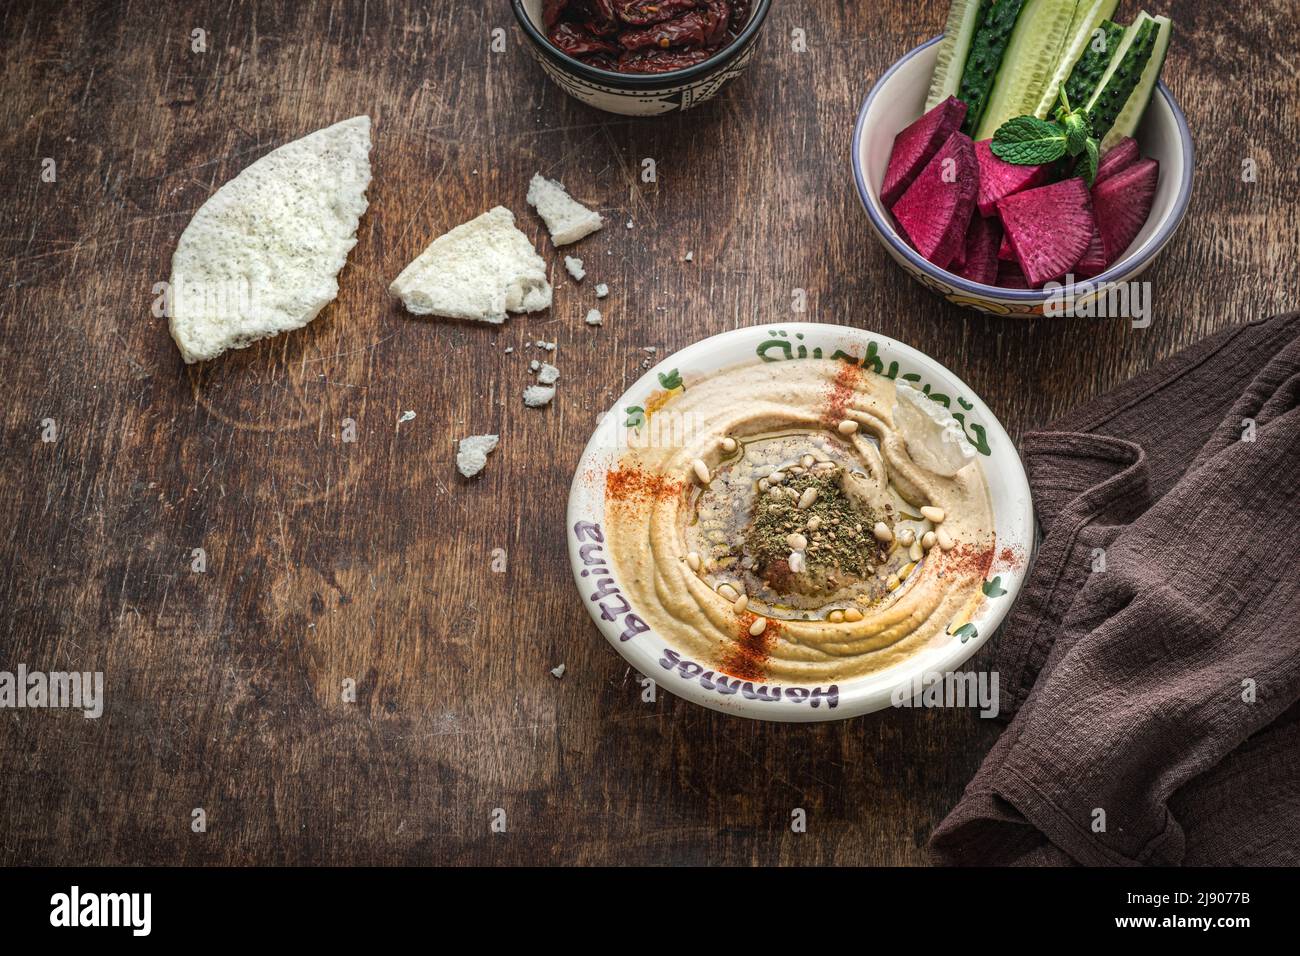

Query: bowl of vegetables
[[513, 1, 771, 117], [853, 1, 1193, 316]]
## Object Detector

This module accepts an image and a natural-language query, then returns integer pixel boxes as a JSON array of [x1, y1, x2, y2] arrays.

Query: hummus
[[604, 358, 996, 683]]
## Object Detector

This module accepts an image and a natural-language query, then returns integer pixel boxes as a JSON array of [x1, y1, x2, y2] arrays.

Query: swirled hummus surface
[[603, 358, 995, 683]]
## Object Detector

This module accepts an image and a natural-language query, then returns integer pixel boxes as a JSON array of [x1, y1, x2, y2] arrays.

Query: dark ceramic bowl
[[512, 0, 771, 116]]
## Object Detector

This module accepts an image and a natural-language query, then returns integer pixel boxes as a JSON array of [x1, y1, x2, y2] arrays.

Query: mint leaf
[[1063, 111, 1090, 156], [991, 116, 1068, 165], [1075, 137, 1100, 185]]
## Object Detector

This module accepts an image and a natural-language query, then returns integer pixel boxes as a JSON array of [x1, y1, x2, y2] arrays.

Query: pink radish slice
[[975, 139, 1051, 217], [880, 96, 968, 208], [956, 212, 1002, 286], [949, 209, 973, 272], [1093, 157, 1160, 266], [1094, 137, 1141, 188], [998, 231, 1016, 261], [996, 177, 1095, 287], [892, 130, 978, 271], [1075, 226, 1107, 278]]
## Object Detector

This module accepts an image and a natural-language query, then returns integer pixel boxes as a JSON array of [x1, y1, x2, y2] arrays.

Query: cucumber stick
[[1063, 19, 1124, 107], [1085, 13, 1163, 144], [975, 0, 1085, 140], [957, 0, 1027, 136], [1101, 14, 1171, 149], [926, 0, 994, 110], [1032, 0, 1120, 117]]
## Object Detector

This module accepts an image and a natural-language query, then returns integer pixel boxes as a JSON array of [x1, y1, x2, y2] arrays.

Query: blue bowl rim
[[511, 0, 772, 90], [851, 36, 1196, 302]]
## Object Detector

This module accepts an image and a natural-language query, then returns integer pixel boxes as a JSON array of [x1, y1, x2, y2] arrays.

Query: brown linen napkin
[[930, 312, 1300, 866]]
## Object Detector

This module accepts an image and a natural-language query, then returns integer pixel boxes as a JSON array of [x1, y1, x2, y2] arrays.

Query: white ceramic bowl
[[566, 323, 1035, 722], [512, 0, 771, 116], [853, 37, 1194, 316]]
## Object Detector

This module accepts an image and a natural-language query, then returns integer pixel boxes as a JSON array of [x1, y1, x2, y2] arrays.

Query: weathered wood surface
[[1, 0, 1296, 865]]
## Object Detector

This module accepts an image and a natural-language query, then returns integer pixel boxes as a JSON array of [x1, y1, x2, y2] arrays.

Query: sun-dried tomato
[[613, 0, 701, 27], [618, 2, 729, 52], [549, 21, 621, 57], [545, 0, 747, 74], [701, 1, 731, 45], [616, 47, 712, 73], [570, 0, 619, 34], [543, 0, 569, 30], [729, 0, 750, 32]]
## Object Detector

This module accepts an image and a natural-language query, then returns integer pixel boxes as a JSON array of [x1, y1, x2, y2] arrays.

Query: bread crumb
[[537, 362, 560, 386], [456, 434, 499, 478], [585, 309, 603, 326], [527, 173, 603, 246], [398, 410, 416, 423], [551, 664, 566, 679], [564, 255, 585, 281], [684, 251, 694, 262], [524, 384, 556, 408], [595, 283, 609, 299]]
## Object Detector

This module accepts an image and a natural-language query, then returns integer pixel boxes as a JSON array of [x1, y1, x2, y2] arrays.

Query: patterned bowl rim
[[566, 322, 1036, 722], [511, 0, 772, 89], [852, 36, 1196, 301]]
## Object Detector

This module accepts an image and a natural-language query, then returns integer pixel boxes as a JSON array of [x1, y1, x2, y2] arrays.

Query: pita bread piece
[[167, 115, 372, 363], [388, 206, 552, 323]]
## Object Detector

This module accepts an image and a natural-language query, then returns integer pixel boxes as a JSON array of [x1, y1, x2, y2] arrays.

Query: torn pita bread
[[388, 206, 552, 323], [167, 116, 372, 363]]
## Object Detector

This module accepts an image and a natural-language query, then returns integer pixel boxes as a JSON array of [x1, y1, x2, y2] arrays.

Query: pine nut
[[937, 528, 955, 551], [921, 506, 946, 524], [749, 617, 768, 636], [843, 607, 864, 623], [733, 594, 749, 613], [828, 610, 845, 623], [797, 487, 819, 509], [686, 551, 701, 572], [720, 436, 738, 453], [897, 528, 916, 546], [838, 419, 858, 435], [873, 521, 894, 543], [921, 531, 937, 551], [692, 458, 711, 485], [786, 532, 808, 551]]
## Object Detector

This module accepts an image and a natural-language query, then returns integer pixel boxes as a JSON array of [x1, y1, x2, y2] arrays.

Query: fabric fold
[[931, 312, 1300, 867]]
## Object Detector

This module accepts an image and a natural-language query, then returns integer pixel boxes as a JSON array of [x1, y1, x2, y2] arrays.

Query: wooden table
[[2, 0, 1295, 866]]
